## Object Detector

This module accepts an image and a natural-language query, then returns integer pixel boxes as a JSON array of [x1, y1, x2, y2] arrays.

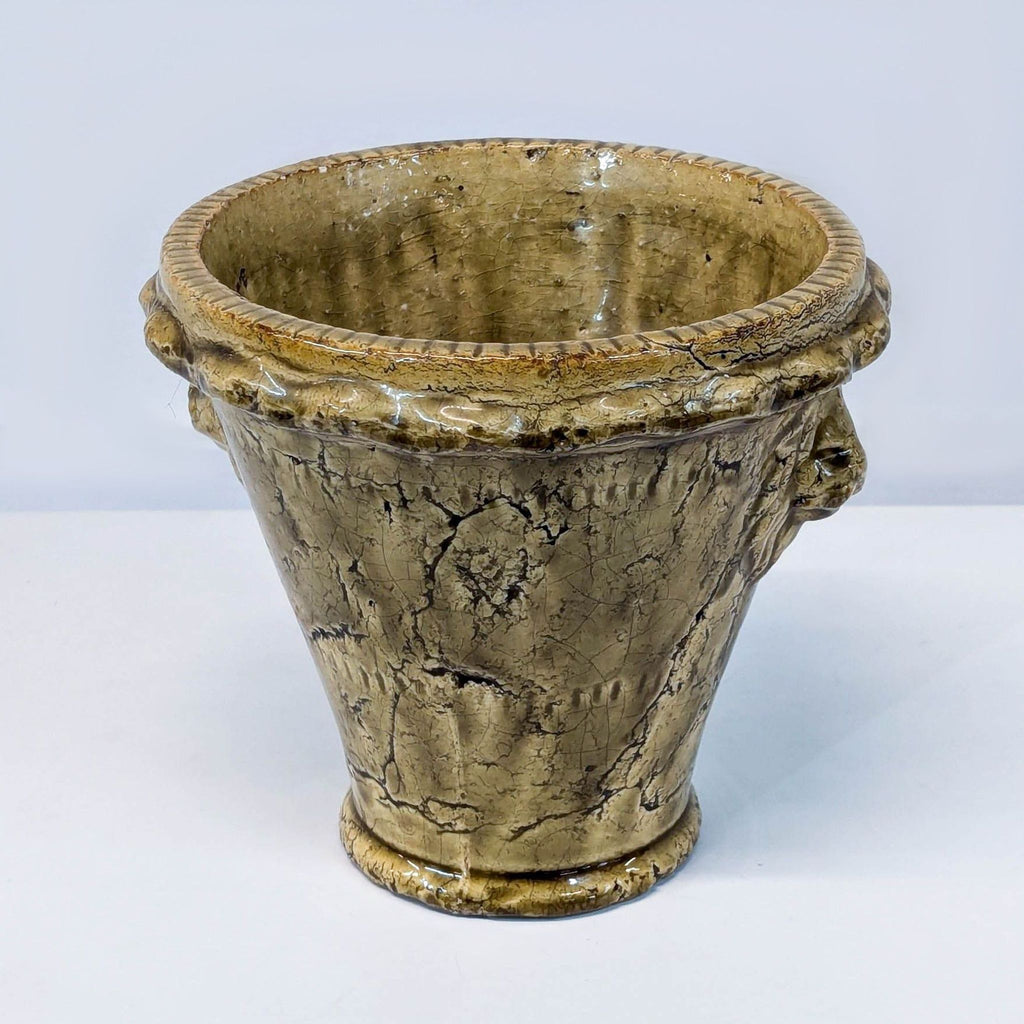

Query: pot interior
[[199, 143, 829, 345]]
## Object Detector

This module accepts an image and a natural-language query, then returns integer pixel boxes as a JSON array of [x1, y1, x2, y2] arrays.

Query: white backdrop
[[3, 0, 1021, 510]]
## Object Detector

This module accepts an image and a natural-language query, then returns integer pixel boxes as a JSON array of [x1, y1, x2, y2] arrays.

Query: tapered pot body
[[143, 140, 889, 915]]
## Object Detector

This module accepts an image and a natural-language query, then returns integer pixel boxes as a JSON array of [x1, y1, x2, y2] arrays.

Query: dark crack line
[[425, 662, 514, 697], [308, 623, 368, 642], [347, 763, 483, 834]]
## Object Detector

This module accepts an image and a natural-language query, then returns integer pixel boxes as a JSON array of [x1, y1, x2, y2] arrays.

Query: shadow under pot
[[142, 139, 890, 916]]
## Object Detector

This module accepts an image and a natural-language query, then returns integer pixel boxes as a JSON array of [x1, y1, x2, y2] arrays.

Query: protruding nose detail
[[792, 391, 866, 521], [188, 386, 228, 450], [141, 276, 232, 456], [139, 276, 188, 369], [850, 259, 892, 370]]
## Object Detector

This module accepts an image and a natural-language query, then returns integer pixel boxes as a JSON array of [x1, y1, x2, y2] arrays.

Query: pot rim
[[145, 139, 891, 451]]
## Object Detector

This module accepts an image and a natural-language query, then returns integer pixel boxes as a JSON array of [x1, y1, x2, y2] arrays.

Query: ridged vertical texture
[[217, 391, 848, 875]]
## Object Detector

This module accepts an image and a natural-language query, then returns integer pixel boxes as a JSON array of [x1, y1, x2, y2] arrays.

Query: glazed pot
[[141, 139, 890, 916]]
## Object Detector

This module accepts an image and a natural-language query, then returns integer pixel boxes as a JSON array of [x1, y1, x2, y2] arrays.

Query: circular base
[[340, 791, 701, 917]]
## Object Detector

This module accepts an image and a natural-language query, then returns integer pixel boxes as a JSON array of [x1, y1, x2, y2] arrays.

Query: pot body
[[143, 140, 890, 914], [214, 388, 857, 891]]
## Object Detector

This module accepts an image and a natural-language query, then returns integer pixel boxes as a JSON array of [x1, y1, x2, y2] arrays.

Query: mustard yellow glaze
[[142, 140, 890, 915]]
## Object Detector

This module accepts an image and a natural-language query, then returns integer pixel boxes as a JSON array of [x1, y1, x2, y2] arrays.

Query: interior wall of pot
[[199, 144, 829, 344]]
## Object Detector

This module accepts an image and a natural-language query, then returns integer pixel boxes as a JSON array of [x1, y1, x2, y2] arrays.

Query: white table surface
[[2, 507, 1022, 1023]]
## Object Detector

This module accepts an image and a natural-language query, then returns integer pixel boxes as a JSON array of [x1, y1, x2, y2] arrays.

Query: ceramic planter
[[142, 140, 890, 916]]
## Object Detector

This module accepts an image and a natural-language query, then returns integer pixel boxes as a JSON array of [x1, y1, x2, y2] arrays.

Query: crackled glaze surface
[[341, 791, 701, 916], [142, 139, 890, 915]]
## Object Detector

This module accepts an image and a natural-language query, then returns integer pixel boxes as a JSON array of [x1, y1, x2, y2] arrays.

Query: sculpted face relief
[[142, 140, 890, 916]]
